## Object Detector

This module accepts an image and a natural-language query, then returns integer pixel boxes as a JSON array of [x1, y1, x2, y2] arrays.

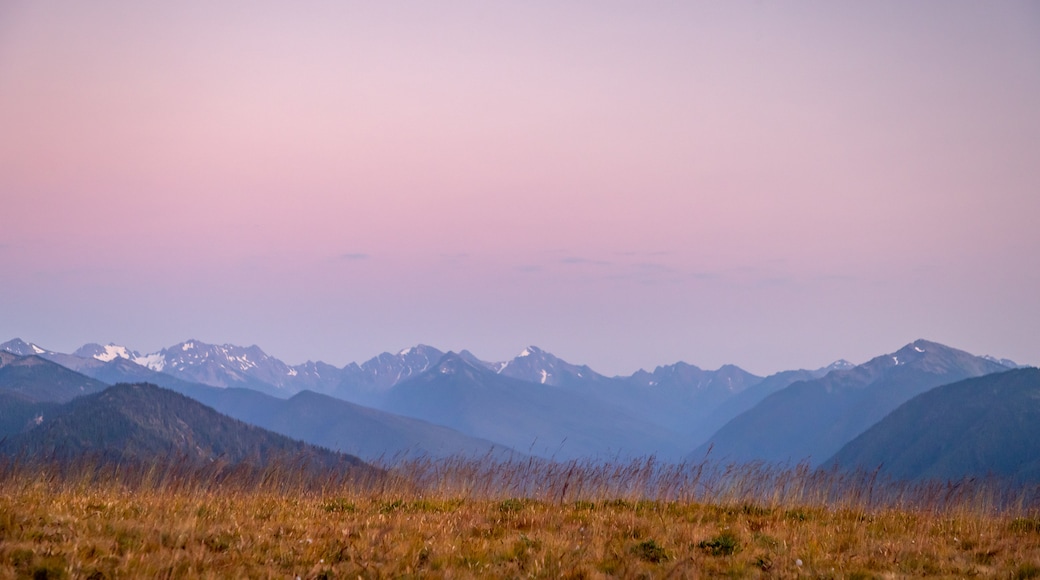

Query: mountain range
[[1, 336, 1031, 482], [828, 368, 1040, 482], [0, 349, 109, 402], [690, 340, 1012, 466], [0, 382, 369, 473]]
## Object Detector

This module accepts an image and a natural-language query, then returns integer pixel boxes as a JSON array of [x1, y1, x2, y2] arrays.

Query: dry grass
[[2, 456, 1040, 578]]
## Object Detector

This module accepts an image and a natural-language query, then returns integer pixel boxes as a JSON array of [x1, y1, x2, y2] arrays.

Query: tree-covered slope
[[0, 383, 367, 471], [827, 368, 1040, 482], [690, 340, 1010, 466], [0, 351, 108, 403]]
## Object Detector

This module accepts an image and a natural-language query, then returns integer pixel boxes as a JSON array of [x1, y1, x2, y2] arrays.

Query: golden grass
[[2, 456, 1039, 578]]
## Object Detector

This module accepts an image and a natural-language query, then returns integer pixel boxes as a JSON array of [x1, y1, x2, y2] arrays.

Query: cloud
[[560, 257, 612, 266], [615, 250, 672, 258], [632, 262, 674, 273], [339, 253, 370, 260]]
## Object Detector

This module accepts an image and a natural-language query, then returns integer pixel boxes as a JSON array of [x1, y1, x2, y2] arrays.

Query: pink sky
[[1, 1, 1038, 374]]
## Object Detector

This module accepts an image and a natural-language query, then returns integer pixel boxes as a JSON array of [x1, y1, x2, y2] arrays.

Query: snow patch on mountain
[[1, 339, 57, 357], [133, 352, 166, 371], [982, 355, 1021, 368], [97, 344, 137, 362]]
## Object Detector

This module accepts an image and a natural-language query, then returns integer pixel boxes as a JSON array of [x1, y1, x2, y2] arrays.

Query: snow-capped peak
[[95, 344, 136, 362], [0, 338, 50, 357], [982, 355, 1021, 368], [134, 352, 166, 372], [74, 342, 141, 362], [825, 359, 856, 371]]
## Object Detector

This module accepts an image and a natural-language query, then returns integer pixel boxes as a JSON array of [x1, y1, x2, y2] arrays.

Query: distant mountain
[[381, 352, 687, 460], [684, 368, 823, 452], [1, 341, 514, 461], [179, 384, 516, 461], [483, 346, 769, 441], [0, 338, 51, 357], [982, 355, 1023, 369], [7, 335, 1028, 465], [2, 345, 214, 398], [0, 351, 109, 403], [71, 357, 214, 394], [688, 359, 857, 446], [73, 342, 143, 362], [689, 340, 1012, 466], [494, 346, 612, 387], [330, 345, 445, 404], [827, 368, 1040, 483], [121, 340, 302, 395], [60, 340, 448, 401], [614, 362, 763, 435], [0, 383, 368, 471]]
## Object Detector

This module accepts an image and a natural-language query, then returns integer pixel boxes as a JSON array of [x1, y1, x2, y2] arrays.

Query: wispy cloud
[[632, 262, 674, 273], [561, 257, 612, 266], [615, 250, 672, 258], [339, 252, 370, 260]]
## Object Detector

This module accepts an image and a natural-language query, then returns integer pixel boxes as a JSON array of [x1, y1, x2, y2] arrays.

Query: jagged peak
[[517, 345, 544, 358], [398, 344, 441, 356], [715, 363, 751, 374], [824, 359, 856, 371], [982, 355, 1021, 368], [432, 351, 482, 376], [0, 338, 49, 356]]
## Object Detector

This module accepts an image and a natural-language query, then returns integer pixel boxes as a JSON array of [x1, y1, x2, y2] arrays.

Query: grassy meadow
[[2, 456, 1040, 578]]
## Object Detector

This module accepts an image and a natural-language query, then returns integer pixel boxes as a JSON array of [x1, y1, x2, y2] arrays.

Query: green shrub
[[632, 539, 668, 563], [498, 498, 527, 513], [698, 532, 741, 556], [1016, 563, 1040, 580], [322, 498, 356, 513]]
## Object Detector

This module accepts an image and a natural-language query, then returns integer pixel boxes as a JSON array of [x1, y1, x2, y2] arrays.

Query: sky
[[1, 1, 1038, 376]]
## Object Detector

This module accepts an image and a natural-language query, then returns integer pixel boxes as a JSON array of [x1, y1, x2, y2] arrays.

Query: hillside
[[0, 351, 108, 403], [827, 368, 1040, 482], [0, 383, 367, 470], [0, 344, 517, 461], [382, 353, 687, 460], [182, 385, 516, 461], [690, 340, 1010, 466]]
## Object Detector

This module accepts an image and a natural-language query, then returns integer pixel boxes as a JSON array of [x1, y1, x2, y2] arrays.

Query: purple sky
[[1, 1, 1038, 375]]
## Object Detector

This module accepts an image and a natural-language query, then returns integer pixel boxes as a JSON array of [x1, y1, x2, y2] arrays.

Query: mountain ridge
[[689, 339, 1012, 466], [0, 382, 370, 472], [826, 367, 1040, 483]]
